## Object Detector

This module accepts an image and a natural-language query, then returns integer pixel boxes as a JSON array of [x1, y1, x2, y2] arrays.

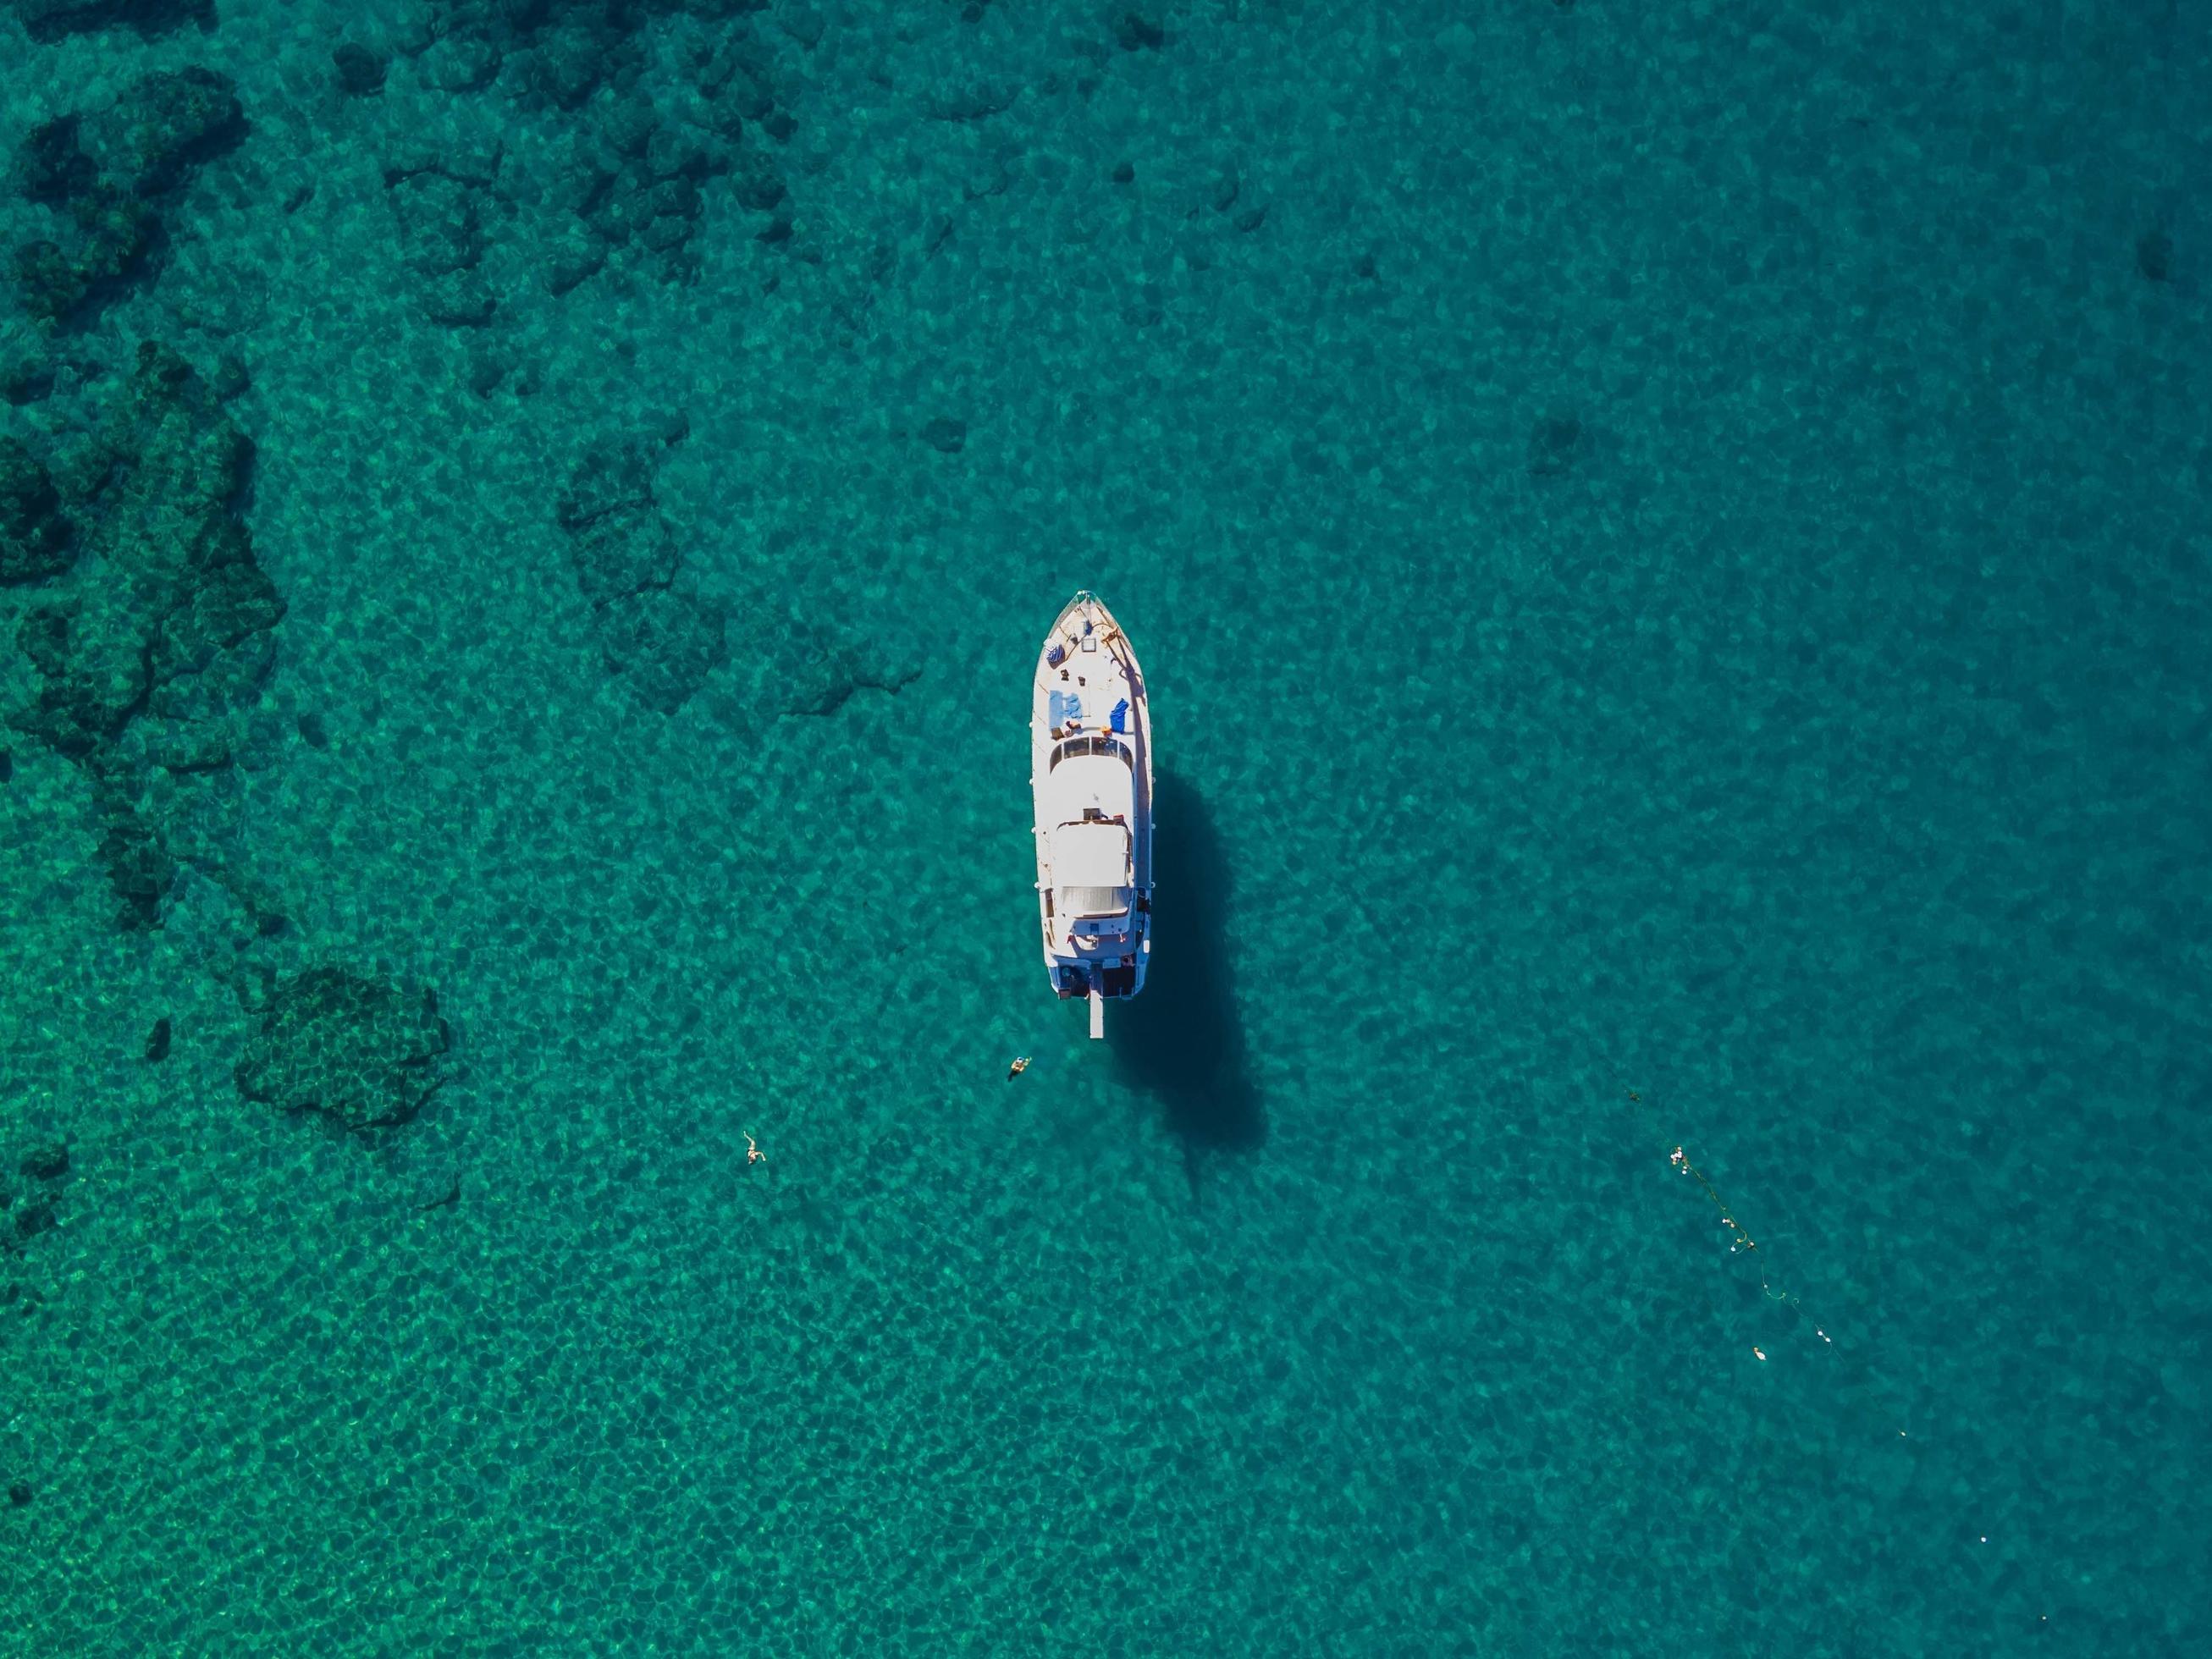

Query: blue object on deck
[[1048, 690, 1066, 726], [1111, 697, 1128, 733], [1046, 642, 1066, 667]]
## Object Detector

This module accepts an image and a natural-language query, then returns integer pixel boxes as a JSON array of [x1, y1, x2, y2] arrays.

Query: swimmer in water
[[1007, 1055, 1031, 1081]]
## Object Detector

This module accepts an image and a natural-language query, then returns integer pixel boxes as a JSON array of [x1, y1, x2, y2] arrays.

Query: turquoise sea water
[[2, 2, 2207, 1653]]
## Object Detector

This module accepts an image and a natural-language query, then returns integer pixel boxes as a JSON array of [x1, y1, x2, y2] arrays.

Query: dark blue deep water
[[3, 2, 2207, 1653]]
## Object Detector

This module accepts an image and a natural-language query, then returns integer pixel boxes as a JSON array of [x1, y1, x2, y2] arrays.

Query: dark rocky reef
[[1113, 10, 1166, 51], [770, 616, 920, 717], [333, 42, 390, 97], [599, 583, 726, 712], [0, 437, 74, 584], [383, 146, 505, 327], [394, 3, 800, 294], [700, 598, 919, 734], [3, 343, 284, 928], [2137, 226, 2173, 284], [9, 0, 212, 41], [8, 344, 280, 752], [523, 10, 636, 110], [88, 772, 179, 929], [1, 328, 54, 405], [1526, 411, 1585, 478], [1, 1137, 70, 1255], [555, 423, 725, 711], [11, 67, 245, 326], [17, 1143, 67, 1182], [234, 967, 451, 1133], [556, 431, 681, 598], [413, 0, 794, 124], [548, 98, 730, 294]]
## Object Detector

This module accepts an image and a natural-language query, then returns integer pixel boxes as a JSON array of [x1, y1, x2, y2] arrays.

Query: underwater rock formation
[[233, 967, 452, 1133], [1526, 411, 1585, 478], [772, 618, 919, 717], [332, 42, 389, 97], [0, 328, 53, 405], [528, 16, 626, 109], [0, 438, 74, 584], [918, 416, 966, 455], [554, 423, 725, 710], [394, 3, 799, 295], [13, 591, 147, 760], [556, 430, 683, 599], [2137, 226, 2174, 284], [89, 776, 178, 930], [11, 67, 245, 325], [555, 430, 660, 537], [566, 110, 722, 288], [565, 483, 681, 602], [8, 344, 281, 749], [3, 343, 285, 927], [411, 0, 800, 130], [1114, 10, 1167, 51], [9, 0, 211, 41], [599, 584, 725, 714], [383, 151, 503, 327], [1, 1134, 71, 1254]]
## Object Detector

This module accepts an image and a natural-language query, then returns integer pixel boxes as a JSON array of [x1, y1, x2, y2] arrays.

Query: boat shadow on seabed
[[1107, 771, 1265, 1182]]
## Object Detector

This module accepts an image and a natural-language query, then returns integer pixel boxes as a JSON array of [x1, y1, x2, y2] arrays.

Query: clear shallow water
[[2, 2, 2207, 1653]]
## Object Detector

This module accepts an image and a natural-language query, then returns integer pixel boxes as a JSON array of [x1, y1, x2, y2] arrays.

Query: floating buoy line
[[1624, 1083, 1834, 1357]]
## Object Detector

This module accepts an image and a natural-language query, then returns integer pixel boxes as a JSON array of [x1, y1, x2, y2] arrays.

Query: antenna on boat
[[1089, 988, 1106, 1039]]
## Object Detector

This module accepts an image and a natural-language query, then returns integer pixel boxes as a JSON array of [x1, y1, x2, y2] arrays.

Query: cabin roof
[[1049, 819, 1128, 887]]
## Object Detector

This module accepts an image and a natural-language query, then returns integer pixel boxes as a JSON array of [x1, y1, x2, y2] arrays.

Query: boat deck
[[1030, 592, 1155, 1022], [1033, 599, 1150, 891]]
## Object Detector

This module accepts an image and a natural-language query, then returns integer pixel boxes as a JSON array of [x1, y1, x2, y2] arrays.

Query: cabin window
[[1048, 736, 1133, 771]]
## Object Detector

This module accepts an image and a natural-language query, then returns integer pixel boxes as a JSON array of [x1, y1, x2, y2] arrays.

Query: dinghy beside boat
[[1030, 591, 1153, 1039]]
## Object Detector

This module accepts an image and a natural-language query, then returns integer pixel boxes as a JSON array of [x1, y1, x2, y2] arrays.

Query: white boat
[[1030, 591, 1154, 1039]]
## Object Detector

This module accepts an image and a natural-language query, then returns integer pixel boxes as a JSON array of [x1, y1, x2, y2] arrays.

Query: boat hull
[[1030, 592, 1153, 1028]]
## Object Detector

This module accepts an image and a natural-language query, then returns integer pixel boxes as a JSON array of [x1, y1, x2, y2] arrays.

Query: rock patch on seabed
[[598, 583, 726, 713], [0, 437, 74, 584], [7, 343, 282, 757], [8, 0, 212, 43], [554, 422, 728, 711], [3, 343, 284, 930], [1, 1134, 72, 1256], [233, 967, 452, 1133], [383, 150, 505, 328], [10, 67, 244, 326], [382, 2, 803, 297]]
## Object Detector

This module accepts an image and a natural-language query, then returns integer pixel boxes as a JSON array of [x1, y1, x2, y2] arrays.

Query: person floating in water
[[744, 1131, 765, 1166], [1006, 1055, 1031, 1082]]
